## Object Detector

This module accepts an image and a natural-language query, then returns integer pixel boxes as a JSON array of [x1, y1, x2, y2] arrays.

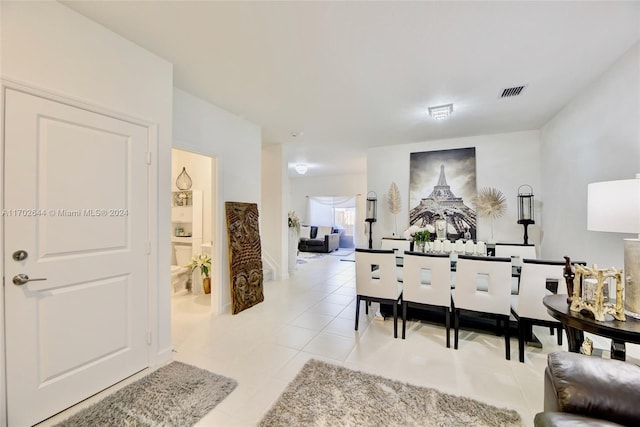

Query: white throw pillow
[[316, 226, 333, 239], [299, 225, 311, 239]]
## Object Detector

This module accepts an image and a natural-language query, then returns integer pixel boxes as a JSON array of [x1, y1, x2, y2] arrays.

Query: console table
[[544, 294, 640, 361]]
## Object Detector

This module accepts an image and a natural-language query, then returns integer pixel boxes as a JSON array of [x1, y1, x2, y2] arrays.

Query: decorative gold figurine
[[570, 264, 625, 322]]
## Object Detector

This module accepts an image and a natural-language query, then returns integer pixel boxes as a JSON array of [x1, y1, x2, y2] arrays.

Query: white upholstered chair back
[[355, 249, 402, 300], [380, 238, 412, 258], [495, 243, 537, 260], [453, 255, 512, 316], [515, 259, 565, 321], [402, 252, 451, 308]]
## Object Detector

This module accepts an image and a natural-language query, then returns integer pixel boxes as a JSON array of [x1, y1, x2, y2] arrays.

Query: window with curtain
[[308, 196, 356, 248]]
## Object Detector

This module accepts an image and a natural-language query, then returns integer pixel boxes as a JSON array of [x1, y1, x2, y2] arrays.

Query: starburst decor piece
[[473, 187, 506, 242], [474, 187, 507, 219], [387, 182, 401, 236]]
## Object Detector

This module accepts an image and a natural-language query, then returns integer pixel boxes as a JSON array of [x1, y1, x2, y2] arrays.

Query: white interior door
[[4, 88, 150, 426]]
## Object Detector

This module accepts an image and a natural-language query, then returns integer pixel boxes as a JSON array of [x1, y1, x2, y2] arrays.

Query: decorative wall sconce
[[365, 191, 377, 249], [517, 185, 535, 244], [176, 167, 192, 190], [175, 167, 193, 206]]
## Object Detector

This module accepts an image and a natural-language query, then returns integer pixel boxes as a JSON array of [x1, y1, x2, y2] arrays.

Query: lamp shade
[[587, 177, 640, 234]]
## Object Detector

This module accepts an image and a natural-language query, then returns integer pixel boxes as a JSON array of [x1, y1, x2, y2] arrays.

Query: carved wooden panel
[[225, 202, 264, 314]]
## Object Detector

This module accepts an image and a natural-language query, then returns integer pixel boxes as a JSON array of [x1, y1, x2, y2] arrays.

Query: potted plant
[[189, 253, 212, 294], [413, 229, 431, 252]]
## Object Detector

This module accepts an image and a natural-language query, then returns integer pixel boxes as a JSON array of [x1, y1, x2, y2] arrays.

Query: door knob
[[12, 250, 28, 261], [12, 274, 47, 286]]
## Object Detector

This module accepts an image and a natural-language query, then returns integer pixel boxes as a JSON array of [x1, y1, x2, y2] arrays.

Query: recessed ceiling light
[[428, 104, 454, 120], [295, 164, 308, 175]]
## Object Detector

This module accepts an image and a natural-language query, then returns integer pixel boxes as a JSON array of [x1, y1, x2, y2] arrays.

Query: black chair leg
[[454, 308, 460, 349], [365, 299, 369, 315], [393, 300, 398, 338], [518, 319, 526, 363], [550, 326, 555, 336], [557, 325, 563, 345], [504, 315, 511, 360], [402, 301, 407, 339], [444, 307, 451, 348], [355, 296, 360, 331]]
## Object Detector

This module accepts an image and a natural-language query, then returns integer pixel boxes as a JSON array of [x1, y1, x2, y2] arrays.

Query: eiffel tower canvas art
[[409, 147, 477, 240]]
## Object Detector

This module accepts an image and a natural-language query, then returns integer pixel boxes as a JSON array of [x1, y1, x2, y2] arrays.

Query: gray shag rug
[[260, 359, 522, 427], [56, 361, 237, 427]]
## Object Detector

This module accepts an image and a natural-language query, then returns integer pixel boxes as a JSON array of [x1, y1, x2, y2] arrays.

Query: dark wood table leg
[[611, 340, 626, 361], [564, 324, 584, 353]]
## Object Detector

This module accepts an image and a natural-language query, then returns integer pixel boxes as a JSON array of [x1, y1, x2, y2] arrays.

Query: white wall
[[541, 42, 640, 269], [172, 88, 262, 314], [262, 144, 286, 278], [290, 173, 367, 247], [368, 130, 542, 249], [0, 1, 173, 423]]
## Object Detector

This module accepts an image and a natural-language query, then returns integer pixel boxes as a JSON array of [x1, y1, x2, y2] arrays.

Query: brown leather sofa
[[535, 351, 640, 426]]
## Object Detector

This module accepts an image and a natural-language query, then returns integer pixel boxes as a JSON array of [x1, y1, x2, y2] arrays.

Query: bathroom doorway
[[170, 148, 218, 330]]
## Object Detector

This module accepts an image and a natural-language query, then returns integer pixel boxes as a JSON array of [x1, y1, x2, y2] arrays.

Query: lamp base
[[624, 239, 640, 318]]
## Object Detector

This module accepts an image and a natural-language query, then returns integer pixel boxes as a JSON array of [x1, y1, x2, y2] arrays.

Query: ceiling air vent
[[500, 85, 527, 98]]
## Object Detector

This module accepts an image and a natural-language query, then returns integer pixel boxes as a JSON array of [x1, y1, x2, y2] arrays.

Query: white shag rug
[[260, 359, 522, 427], [55, 361, 237, 427]]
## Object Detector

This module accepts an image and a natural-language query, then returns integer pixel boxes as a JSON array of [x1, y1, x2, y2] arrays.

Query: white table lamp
[[587, 174, 640, 318]]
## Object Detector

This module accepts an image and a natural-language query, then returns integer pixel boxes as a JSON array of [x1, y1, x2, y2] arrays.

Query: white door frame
[[171, 143, 221, 314], [0, 79, 160, 427]]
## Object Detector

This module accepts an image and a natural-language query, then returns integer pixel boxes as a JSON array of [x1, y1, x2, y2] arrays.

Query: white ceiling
[[61, 1, 640, 177]]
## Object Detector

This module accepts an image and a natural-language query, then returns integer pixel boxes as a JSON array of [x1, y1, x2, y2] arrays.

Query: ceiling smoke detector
[[500, 85, 528, 98]]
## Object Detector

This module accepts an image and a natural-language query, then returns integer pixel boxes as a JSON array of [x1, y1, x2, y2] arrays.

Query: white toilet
[[171, 244, 193, 293]]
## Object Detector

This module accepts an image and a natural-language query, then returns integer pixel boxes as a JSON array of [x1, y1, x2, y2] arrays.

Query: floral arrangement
[[188, 253, 212, 278], [413, 229, 431, 243], [288, 210, 301, 233], [403, 224, 434, 242]]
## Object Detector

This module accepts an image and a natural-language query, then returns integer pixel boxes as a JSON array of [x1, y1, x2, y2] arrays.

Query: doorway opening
[[170, 148, 218, 336], [308, 196, 356, 248]]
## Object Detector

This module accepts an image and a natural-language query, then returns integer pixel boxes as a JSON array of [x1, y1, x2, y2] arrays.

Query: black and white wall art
[[409, 147, 477, 239]]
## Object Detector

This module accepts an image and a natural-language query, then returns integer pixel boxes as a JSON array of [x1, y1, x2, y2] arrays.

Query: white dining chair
[[512, 259, 586, 362], [380, 237, 412, 258], [401, 252, 452, 346], [452, 255, 513, 360], [495, 243, 537, 259], [355, 249, 403, 338]]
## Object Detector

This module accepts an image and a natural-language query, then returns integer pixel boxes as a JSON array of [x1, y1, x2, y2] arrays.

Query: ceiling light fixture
[[295, 164, 308, 175], [428, 103, 454, 120]]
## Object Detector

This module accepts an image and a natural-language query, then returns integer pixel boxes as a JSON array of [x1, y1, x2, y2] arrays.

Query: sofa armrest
[[324, 233, 339, 252], [535, 412, 625, 427], [545, 351, 640, 426]]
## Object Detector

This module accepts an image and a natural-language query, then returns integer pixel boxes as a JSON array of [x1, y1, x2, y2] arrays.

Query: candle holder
[[365, 191, 377, 249], [517, 185, 535, 245]]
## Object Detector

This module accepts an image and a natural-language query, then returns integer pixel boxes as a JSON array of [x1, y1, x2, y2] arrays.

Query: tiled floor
[[40, 252, 638, 426], [172, 254, 567, 427]]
